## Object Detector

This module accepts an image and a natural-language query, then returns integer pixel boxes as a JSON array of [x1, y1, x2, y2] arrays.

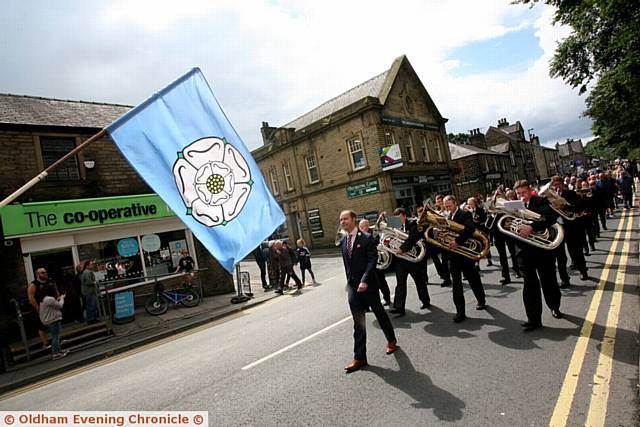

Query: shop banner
[[0, 194, 174, 237], [106, 68, 285, 273], [380, 144, 404, 171]]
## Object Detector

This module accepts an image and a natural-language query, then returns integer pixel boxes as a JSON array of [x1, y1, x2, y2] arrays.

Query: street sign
[[346, 179, 380, 199], [114, 290, 135, 324]]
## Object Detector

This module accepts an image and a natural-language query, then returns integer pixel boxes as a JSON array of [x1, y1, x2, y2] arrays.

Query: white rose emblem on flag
[[173, 136, 253, 227]]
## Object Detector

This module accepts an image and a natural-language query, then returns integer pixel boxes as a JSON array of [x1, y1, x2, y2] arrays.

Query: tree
[[516, 0, 640, 153], [447, 132, 470, 144], [584, 137, 617, 159]]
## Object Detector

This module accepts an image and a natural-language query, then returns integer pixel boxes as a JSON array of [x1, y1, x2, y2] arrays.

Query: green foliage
[[447, 133, 470, 144], [515, 0, 640, 152], [584, 137, 617, 159]]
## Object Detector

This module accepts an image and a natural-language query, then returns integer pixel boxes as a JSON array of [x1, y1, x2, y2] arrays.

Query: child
[[39, 284, 68, 360], [296, 239, 316, 285]]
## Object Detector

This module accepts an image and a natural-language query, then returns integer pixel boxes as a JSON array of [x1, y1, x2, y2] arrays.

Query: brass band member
[[358, 218, 391, 306], [431, 195, 452, 287], [579, 181, 597, 255], [514, 180, 563, 331], [443, 195, 486, 323], [466, 197, 493, 268], [390, 207, 431, 317], [491, 190, 521, 284], [550, 175, 589, 281]]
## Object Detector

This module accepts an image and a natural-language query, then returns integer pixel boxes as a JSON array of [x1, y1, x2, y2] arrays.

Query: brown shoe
[[344, 359, 367, 373], [386, 339, 397, 355]]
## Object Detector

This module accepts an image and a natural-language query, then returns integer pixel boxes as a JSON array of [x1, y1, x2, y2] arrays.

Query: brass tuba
[[539, 182, 577, 221], [492, 198, 564, 250], [375, 212, 426, 264], [418, 206, 490, 261]]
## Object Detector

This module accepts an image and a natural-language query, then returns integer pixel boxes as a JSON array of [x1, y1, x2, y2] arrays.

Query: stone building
[[531, 134, 560, 181], [485, 118, 539, 184], [556, 138, 588, 174], [0, 94, 233, 332], [253, 55, 453, 247], [449, 128, 512, 200]]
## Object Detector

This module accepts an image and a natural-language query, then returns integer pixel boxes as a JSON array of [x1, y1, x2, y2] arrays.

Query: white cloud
[[0, 0, 592, 149]]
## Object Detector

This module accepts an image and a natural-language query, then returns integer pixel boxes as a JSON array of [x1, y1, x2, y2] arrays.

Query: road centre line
[[549, 210, 629, 427], [584, 205, 635, 426], [241, 316, 352, 370]]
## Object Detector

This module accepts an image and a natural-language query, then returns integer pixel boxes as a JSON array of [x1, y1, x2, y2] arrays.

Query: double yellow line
[[550, 207, 635, 426]]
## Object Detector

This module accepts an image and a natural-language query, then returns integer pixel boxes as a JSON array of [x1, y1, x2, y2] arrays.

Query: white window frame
[[269, 167, 280, 196], [484, 157, 490, 172], [305, 154, 320, 184], [283, 161, 294, 191], [434, 136, 444, 163], [405, 133, 415, 162], [420, 134, 431, 163], [383, 129, 395, 147], [347, 137, 366, 171]]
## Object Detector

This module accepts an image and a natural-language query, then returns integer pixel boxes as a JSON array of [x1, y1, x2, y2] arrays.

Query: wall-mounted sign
[[380, 144, 404, 171], [117, 238, 139, 257], [455, 178, 480, 187], [486, 173, 501, 180], [347, 179, 380, 199], [141, 234, 161, 252], [381, 116, 440, 131], [307, 208, 324, 238]]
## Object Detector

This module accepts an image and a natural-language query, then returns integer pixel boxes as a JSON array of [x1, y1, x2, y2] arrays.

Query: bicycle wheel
[[145, 295, 169, 315], [180, 289, 200, 307]]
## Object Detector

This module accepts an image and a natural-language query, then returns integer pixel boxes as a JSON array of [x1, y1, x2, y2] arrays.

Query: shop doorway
[[31, 248, 75, 287]]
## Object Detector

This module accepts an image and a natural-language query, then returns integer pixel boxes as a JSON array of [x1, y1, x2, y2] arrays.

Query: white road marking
[[241, 315, 352, 370]]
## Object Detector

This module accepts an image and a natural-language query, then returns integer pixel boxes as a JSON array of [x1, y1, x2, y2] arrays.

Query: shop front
[[1, 194, 198, 292], [391, 174, 453, 214]]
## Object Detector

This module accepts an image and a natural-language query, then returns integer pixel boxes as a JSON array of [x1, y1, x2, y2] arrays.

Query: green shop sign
[[0, 194, 175, 237], [347, 179, 381, 199]]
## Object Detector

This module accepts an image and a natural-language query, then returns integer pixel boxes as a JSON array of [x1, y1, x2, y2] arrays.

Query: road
[[1, 211, 638, 426]]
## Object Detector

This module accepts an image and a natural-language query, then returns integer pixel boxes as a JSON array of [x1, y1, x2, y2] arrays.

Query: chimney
[[261, 121, 276, 146], [469, 128, 487, 149], [497, 118, 509, 128]]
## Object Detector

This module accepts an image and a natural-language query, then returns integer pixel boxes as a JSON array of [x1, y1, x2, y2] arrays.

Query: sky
[[0, 0, 593, 150]]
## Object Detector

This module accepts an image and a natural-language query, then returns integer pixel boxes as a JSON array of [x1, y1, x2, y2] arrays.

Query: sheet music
[[502, 200, 526, 212]]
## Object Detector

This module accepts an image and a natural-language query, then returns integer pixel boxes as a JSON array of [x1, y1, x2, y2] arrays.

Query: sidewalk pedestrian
[[253, 244, 269, 289], [274, 240, 302, 293], [27, 267, 58, 347], [296, 239, 316, 285], [80, 260, 99, 325], [39, 284, 68, 360]]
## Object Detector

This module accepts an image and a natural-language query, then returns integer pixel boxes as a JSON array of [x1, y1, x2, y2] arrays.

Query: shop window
[[40, 136, 80, 180], [405, 134, 415, 162], [269, 167, 280, 196], [347, 137, 366, 170], [141, 230, 189, 278], [420, 134, 431, 163], [283, 161, 294, 191], [383, 129, 395, 147], [78, 237, 145, 286], [305, 154, 320, 184]]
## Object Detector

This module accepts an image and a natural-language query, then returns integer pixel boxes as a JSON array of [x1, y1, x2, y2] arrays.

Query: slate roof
[[488, 142, 511, 154], [283, 70, 389, 131], [449, 143, 506, 160], [500, 121, 523, 136], [0, 93, 132, 129]]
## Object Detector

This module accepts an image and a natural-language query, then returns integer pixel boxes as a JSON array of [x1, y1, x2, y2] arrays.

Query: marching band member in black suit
[[514, 180, 563, 331], [466, 197, 492, 269], [390, 208, 431, 317], [339, 210, 396, 373], [443, 195, 486, 323], [429, 195, 452, 287], [550, 176, 589, 281], [359, 218, 391, 306]]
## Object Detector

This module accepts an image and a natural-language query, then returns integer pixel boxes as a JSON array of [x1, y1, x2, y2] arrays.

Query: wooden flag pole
[[0, 128, 107, 209]]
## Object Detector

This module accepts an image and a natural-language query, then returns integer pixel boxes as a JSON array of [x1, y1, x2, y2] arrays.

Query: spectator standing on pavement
[[174, 249, 195, 287], [80, 260, 99, 325], [27, 267, 58, 347], [296, 239, 316, 285], [267, 241, 280, 290], [252, 245, 269, 289], [39, 284, 68, 360]]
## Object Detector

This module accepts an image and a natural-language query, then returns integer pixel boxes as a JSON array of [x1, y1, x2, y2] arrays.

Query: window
[[510, 152, 516, 166], [40, 136, 80, 180], [405, 134, 415, 162], [283, 161, 294, 191], [484, 157, 490, 172], [420, 135, 431, 162], [434, 135, 444, 162], [493, 157, 499, 171], [383, 129, 395, 147], [404, 95, 415, 115], [437, 136, 446, 162], [269, 167, 280, 195], [305, 154, 320, 184], [347, 138, 366, 170]]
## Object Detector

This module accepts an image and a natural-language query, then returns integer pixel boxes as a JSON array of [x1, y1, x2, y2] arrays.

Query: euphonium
[[539, 182, 577, 221], [492, 199, 564, 250], [374, 212, 426, 264], [417, 206, 490, 261]]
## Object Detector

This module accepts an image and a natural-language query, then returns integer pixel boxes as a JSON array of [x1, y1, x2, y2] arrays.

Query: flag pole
[[0, 128, 107, 209]]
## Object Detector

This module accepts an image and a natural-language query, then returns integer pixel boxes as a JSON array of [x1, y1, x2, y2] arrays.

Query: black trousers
[[375, 269, 391, 302], [517, 247, 561, 323], [449, 253, 485, 315], [256, 260, 268, 288], [598, 208, 607, 229], [565, 226, 588, 275], [393, 258, 430, 310], [278, 266, 301, 290], [300, 267, 316, 284], [347, 284, 395, 360], [555, 240, 571, 285], [493, 231, 520, 279]]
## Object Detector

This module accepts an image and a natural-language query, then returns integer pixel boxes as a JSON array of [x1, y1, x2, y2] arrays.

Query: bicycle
[[144, 280, 200, 315]]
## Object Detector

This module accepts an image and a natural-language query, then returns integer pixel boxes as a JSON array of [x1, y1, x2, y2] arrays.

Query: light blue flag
[[106, 68, 285, 273]]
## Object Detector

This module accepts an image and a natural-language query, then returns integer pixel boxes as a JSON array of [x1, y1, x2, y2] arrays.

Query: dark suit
[[559, 189, 588, 275], [515, 195, 561, 324], [393, 219, 430, 311], [341, 229, 395, 360], [448, 208, 485, 315]]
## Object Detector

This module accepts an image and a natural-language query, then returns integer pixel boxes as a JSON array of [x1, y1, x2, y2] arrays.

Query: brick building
[[485, 118, 539, 184], [449, 128, 511, 200], [253, 55, 453, 247], [0, 94, 233, 327]]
